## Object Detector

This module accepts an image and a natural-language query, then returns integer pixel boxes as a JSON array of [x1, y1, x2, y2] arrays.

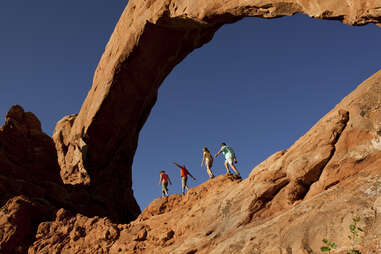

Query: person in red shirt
[[159, 170, 172, 197], [172, 162, 196, 195]]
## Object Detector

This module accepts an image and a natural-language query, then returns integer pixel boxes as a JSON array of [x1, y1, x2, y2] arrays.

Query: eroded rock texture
[[0, 106, 133, 251], [0, 106, 60, 252], [2, 0, 381, 253], [29, 174, 381, 253], [0, 105, 61, 204], [30, 65, 381, 253], [53, 0, 381, 226], [0, 196, 49, 253]]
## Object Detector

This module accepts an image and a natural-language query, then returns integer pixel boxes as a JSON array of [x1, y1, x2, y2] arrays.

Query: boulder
[[0, 196, 50, 254]]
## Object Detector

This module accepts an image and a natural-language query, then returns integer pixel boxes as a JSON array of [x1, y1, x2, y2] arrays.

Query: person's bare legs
[[224, 161, 231, 175], [206, 165, 214, 178], [182, 177, 185, 195], [182, 176, 189, 195], [162, 183, 168, 197], [207, 168, 214, 178], [229, 161, 240, 176]]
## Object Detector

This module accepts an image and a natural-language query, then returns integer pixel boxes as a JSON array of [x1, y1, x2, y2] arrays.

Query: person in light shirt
[[215, 142, 240, 177], [201, 147, 214, 179]]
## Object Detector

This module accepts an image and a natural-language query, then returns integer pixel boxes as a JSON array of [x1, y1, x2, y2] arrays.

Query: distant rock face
[[52, 0, 381, 227], [29, 68, 381, 253], [0, 105, 61, 205], [0, 105, 137, 251], [0, 106, 60, 251]]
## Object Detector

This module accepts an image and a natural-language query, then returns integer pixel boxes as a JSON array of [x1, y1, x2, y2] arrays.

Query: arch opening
[[53, 1, 381, 223], [131, 14, 381, 209]]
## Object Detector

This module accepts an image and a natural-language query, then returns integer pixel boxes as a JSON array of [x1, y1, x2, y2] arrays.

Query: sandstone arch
[[53, 0, 381, 223]]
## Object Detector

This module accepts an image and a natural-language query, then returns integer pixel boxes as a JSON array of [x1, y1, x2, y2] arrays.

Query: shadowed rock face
[[0, 106, 61, 251], [0, 196, 49, 253], [53, 0, 381, 226], [0, 105, 61, 206], [0, 105, 138, 250]]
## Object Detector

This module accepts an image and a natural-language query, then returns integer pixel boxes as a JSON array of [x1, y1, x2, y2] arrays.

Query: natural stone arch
[[53, 0, 381, 223]]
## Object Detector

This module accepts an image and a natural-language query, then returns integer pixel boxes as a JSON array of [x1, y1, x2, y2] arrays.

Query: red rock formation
[[0, 196, 50, 253], [29, 69, 381, 253], [0, 105, 136, 251], [52, 0, 381, 226], [2, 1, 381, 253], [0, 105, 61, 205], [28, 173, 381, 253], [53, 114, 141, 223]]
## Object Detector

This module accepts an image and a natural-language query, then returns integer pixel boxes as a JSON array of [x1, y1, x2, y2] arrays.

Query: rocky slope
[[24, 69, 381, 253], [1, 0, 381, 253], [53, 0, 381, 225], [28, 173, 381, 254]]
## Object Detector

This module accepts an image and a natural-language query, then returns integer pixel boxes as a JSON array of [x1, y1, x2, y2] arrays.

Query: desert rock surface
[[1, 0, 381, 253], [28, 68, 381, 254], [0, 106, 135, 251], [53, 0, 381, 224]]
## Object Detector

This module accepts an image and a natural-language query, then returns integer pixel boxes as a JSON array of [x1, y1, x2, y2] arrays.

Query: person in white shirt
[[201, 147, 214, 179]]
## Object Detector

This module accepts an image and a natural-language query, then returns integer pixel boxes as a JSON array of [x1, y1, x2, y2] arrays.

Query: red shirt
[[180, 166, 189, 177], [161, 173, 169, 183]]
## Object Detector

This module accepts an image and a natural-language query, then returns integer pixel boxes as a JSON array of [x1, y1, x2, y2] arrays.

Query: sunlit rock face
[[31, 68, 381, 254], [52, 0, 381, 226], [2, 0, 381, 252]]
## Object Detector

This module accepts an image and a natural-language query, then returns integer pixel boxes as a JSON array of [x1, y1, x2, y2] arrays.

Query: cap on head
[[160, 170, 165, 173], [221, 142, 226, 147], [203, 147, 209, 152]]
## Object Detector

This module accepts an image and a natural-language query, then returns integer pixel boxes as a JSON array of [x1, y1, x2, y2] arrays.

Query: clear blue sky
[[1, 1, 380, 211]]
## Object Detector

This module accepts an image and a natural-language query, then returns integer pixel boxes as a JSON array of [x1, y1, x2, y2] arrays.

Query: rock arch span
[[53, 0, 381, 222]]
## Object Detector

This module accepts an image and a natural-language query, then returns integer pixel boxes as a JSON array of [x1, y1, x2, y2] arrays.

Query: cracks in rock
[[295, 110, 350, 201], [240, 110, 350, 227], [324, 180, 340, 190], [238, 177, 290, 227], [163, 1, 304, 29], [59, 132, 69, 158], [320, 10, 345, 21], [227, 2, 303, 19]]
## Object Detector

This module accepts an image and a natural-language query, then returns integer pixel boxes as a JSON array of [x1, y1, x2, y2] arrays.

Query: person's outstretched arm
[[172, 162, 181, 168], [215, 149, 222, 158], [201, 153, 205, 167], [188, 172, 196, 180]]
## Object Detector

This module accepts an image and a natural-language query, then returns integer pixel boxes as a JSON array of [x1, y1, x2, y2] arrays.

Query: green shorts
[[162, 182, 168, 192]]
